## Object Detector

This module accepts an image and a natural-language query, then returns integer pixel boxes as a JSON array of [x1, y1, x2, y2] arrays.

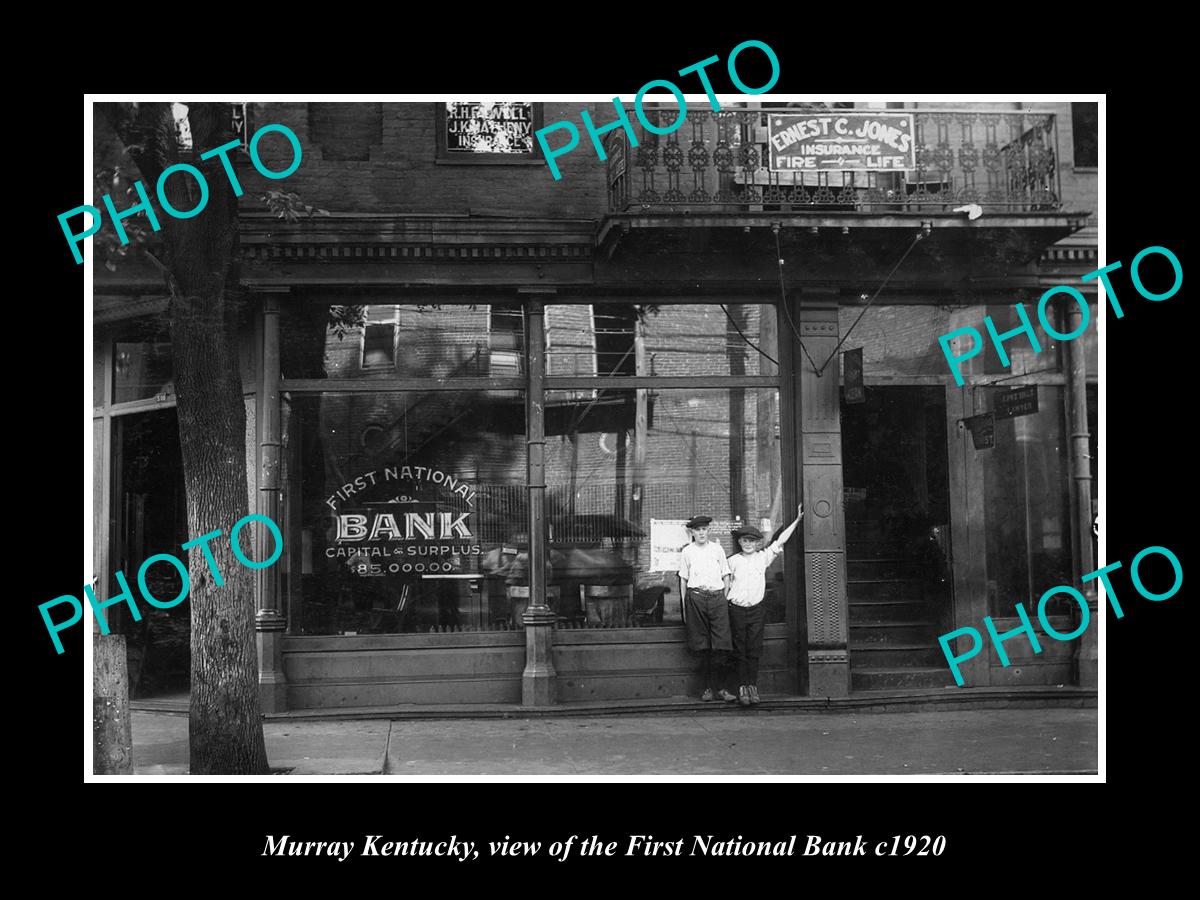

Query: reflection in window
[[593, 306, 636, 375], [94, 346, 105, 407], [546, 304, 778, 379], [281, 387, 785, 634], [543, 388, 784, 628], [361, 307, 397, 369], [488, 304, 524, 376], [283, 391, 527, 636], [1071, 102, 1098, 168], [980, 386, 1072, 615], [281, 305, 499, 381], [113, 341, 172, 404]]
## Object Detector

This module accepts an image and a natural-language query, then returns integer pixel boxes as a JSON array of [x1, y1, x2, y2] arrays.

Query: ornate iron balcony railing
[[606, 109, 1061, 214]]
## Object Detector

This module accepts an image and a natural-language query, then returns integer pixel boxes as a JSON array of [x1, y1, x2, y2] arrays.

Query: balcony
[[605, 108, 1062, 215], [598, 108, 1089, 277]]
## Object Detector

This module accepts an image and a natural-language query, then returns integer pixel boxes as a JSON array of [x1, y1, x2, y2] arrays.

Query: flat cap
[[736, 525, 764, 541], [685, 515, 713, 529]]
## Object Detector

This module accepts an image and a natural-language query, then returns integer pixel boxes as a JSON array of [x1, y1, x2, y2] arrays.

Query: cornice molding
[[236, 213, 596, 263]]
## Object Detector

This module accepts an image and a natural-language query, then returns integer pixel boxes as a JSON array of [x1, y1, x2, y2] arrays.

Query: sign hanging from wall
[[994, 385, 1039, 420], [964, 414, 995, 450], [445, 102, 535, 154], [650, 518, 751, 572], [767, 112, 916, 172]]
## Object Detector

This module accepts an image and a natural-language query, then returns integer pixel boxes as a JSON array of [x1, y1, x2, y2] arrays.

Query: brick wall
[[242, 102, 608, 217], [840, 302, 1099, 379]]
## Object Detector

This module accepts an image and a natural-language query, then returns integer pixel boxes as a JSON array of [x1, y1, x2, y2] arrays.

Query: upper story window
[[361, 306, 399, 369], [436, 102, 544, 165], [489, 304, 525, 376], [114, 339, 173, 404], [593, 306, 637, 376], [1071, 102, 1098, 169], [546, 304, 779, 379]]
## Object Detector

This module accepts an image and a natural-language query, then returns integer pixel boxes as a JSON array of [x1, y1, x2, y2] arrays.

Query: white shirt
[[727, 543, 783, 607], [678, 541, 730, 591]]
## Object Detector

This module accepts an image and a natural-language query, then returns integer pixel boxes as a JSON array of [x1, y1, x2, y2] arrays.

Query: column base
[[522, 606, 557, 707], [807, 649, 851, 698], [256, 611, 288, 714], [258, 668, 289, 714], [1075, 599, 1099, 688]]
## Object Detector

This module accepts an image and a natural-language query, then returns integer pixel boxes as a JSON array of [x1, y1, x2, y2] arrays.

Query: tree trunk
[[102, 101, 271, 774], [168, 105, 270, 774], [172, 289, 269, 774]]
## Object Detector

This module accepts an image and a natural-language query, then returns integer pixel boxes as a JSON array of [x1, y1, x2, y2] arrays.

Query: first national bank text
[[263, 834, 945, 860]]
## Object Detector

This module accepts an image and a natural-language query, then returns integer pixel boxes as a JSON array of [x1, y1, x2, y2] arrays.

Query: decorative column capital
[[521, 606, 557, 627]]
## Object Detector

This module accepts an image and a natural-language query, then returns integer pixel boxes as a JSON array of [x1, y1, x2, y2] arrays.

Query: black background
[[24, 30, 1186, 884]]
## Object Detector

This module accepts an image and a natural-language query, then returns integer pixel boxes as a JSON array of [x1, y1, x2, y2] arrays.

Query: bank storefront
[[94, 280, 1095, 712]]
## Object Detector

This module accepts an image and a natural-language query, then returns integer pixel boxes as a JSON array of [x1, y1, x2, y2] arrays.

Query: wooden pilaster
[[255, 290, 288, 712], [1063, 299, 1097, 687], [795, 294, 851, 697], [521, 291, 557, 705]]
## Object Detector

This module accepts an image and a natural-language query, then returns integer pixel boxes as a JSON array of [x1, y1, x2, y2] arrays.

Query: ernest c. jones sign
[[768, 112, 916, 172]]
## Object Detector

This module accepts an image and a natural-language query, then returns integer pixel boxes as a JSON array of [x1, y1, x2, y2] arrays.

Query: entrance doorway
[[113, 408, 189, 699], [841, 386, 954, 690]]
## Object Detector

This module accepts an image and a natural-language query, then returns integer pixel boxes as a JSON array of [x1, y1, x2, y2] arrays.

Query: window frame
[[1070, 101, 1098, 171], [488, 302, 525, 377], [359, 305, 400, 371], [277, 297, 794, 642], [434, 102, 545, 166]]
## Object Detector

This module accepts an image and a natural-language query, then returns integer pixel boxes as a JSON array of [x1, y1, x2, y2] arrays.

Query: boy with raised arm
[[728, 503, 804, 706]]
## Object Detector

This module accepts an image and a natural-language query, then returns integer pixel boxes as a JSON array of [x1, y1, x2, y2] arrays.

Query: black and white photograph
[[75, 91, 1119, 790]]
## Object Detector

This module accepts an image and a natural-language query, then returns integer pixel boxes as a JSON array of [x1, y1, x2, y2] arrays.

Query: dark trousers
[[729, 602, 766, 685], [685, 588, 732, 693], [698, 649, 732, 693]]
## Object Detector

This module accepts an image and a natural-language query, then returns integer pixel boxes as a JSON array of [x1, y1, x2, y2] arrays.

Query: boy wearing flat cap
[[678, 514, 736, 702], [728, 504, 804, 706]]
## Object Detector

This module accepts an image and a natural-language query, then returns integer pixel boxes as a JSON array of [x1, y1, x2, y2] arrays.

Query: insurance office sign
[[767, 112, 916, 172]]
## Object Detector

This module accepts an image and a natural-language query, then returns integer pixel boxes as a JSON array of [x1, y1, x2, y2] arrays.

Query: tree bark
[[103, 101, 270, 774], [173, 287, 268, 774]]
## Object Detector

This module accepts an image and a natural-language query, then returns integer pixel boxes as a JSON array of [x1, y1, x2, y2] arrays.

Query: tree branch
[[99, 101, 174, 185]]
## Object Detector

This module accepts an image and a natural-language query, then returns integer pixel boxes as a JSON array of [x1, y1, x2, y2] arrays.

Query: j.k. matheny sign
[[768, 112, 916, 172]]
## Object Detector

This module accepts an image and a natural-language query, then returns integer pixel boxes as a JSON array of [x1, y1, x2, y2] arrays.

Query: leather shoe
[[738, 685, 751, 707], [700, 688, 715, 702], [717, 689, 738, 702], [748, 685, 761, 705]]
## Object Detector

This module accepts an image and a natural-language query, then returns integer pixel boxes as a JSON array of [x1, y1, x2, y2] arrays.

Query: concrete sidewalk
[[130, 707, 1097, 775]]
